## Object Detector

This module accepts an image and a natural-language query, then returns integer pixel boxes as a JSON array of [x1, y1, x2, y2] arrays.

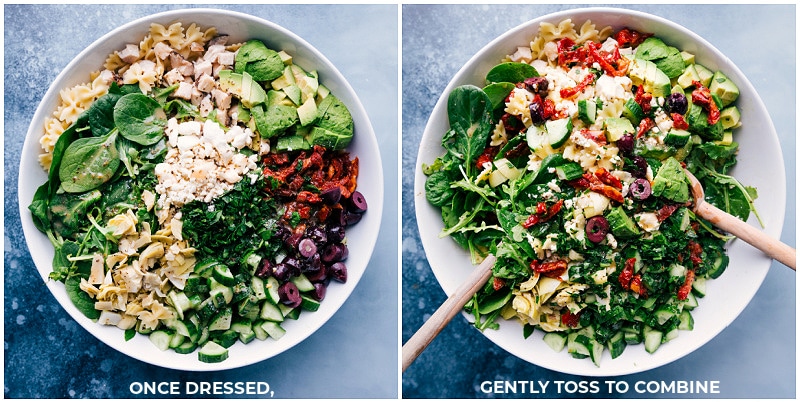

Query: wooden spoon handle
[[696, 201, 796, 270], [402, 254, 497, 372]]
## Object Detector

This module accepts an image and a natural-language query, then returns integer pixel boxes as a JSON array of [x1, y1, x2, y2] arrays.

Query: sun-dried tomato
[[656, 204, 680, 222], [532, 259, 568, 278], [570, 172, 624, 203], [475, 146, 498, 170], [671, 113, 689, 130], [688, 241, 703, 268], [561, 310, 582, 328], [691, 81, 721, 125], [594, 167, 622, 190], [677, 270, 695, 300], [522, 199, 564, 228], [492, 277, 506, 291], [629, 274, 646, 297], [635, 85, 653, 115], [614, 28, 652, 48], [618, 257, 636, 289], [560, 73, 595, 99], [580, 129, 607, 145], [636, 117, 656, 138]]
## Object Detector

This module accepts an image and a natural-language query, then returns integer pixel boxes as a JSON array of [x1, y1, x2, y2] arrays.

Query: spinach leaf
[[114, 93, 167, 146], [485, 62, 538, 84], [49, 240, 80, 282], [424, 170, 454, 207], [58, 130, 120, 193], [446, 85, 493, 177], [164, 98, 200, 119], [29, 182, 52, 233], [65, 275, 100, 320], [483, 82, 515, 110], [49, 190, 102, 240], [85, 90, 123, 137]]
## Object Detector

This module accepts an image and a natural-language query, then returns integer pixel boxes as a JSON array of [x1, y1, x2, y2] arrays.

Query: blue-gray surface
[[402, 4, 795, 399], [4, 4, 398, 399]]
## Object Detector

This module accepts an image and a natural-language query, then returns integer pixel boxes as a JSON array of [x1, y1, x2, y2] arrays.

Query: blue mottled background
[[4, 4, 398, 399], [402, 4, 795, 399]]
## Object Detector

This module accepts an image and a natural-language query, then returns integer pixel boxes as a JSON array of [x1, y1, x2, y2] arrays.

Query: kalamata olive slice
[[347, 191, 368, 214], [327, 225, 346, 243], [305, 263, 328, 283], [529, 101, 545, 125], [278, 282, 302, 308], [272, 262, 292, 281], [330, 262, 348, 283], [666, 92, 688, 115], [321, 243, 345, 263], [524, 76, 549, 97], [585, 216, 610, 243], [320, 186, 342, 205], [629, 178, 652, 200], [616, 133, 635, 155], [344, 211, 363, 226], [298, 238, 317, 258], [625, 155, 648, 178], [255, 257, 273, 278], [328, 208, 348, 227], [305, 225, 327, 244], [311, 283, 327, 301], [284, 232, 303, 249]]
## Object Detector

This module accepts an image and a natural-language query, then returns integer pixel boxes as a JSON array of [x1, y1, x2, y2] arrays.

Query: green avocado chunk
[[252, 103, 298, 139], [234, 40, 284, 82], [605, 206, 640, 238], [310, 95, 353, 150], [650, 157, 690, 203], [634, 37, 685, 79]]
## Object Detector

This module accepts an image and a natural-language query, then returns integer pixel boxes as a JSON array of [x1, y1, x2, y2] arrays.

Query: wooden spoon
[[685, 169, 795, 270], [402, 254, 496, 372]]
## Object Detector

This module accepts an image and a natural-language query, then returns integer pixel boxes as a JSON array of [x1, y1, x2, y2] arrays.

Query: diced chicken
[[216, 51, 235, 66], [117, 44, 140, 64], [196, 73, 216, 93], [169, 52, 193, 76], [172, 81, 194, 100], [190, 41, 204, 53], [194, 59, 213, 80], [212, 88, 232, 110], [199, 95, 214, 117], [153, 42, 173, 60], [203, 44, 226, 63], [163, 68, 185, 86]]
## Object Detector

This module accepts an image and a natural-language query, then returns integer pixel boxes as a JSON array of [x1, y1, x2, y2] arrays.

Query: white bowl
[[18, 8, 383, 371], [414, 7, 785, 376]]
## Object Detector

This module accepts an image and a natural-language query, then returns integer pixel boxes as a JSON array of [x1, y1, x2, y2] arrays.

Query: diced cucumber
[[197, 326, 210, 346], [209, 307, 233, 331], [149, 330, 173, 351], [668, 263, 687, 279], [250, 276, 267, 301], [554, 162, 584, 181], [209, 281, 234, 306], [663, 129, 691, 147], [542, 332, 567, 353], [607, 331, 627, 359], [664, 327, 680, 342], [678, 310, 695, 330], [212, 329, 239, 348], [567, 333, 591, 357], [198, 341, 229, 363], [643, 326, 663, 354], [578, 99, 597, 124], [232, 282, 251, 303], [265, 276, 281, 305], [174, 341, 198, 354], [279, 303, 301, 320], [545, 117, 573, 148], [300, 294, 321, 312], [212, 264, 237, 287], [683, 291, 699, 310], [167, 290, 193, 320], [622, 98, 644, 125], [655, 307, 676, 326], [707, 252, 729, 279], [623, 331, 642, 345], [589, 338, 604, 367], [239, 330, 256, 344], [260, 321, 286, 340], [196, 297, 218, 321], [691, 276, 707, 297], [231, 319, 253, 334], [240, 251, 263, 274], [169, 333, 185, 349], [163, 317, 199, 343], [291, 274, 315, 293], [252, 320, 269, 341], [184, 274, 209, 293], [194, 258, 221, 278], [260, 300, 285, 322]]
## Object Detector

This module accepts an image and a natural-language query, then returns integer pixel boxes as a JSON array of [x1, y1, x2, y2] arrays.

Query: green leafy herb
[[113, 93, 167, 146]]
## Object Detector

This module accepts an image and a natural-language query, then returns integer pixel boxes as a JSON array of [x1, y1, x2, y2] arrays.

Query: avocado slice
[[234, 40, 284, 82], [634, 37, 685, 80], [275, 135, 311, 152], [605, 206, 640, 238], [629, 58, 670, 97], [650, 157, 690, 203], [252, 103, 298, 139], [708, 71, 739, 106], [604, 117, 635, 142], [310, 95, 353, 150], [219, 70, 266, 108]]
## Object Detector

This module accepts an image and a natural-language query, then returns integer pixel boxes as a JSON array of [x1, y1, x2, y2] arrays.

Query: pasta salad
[[29, 21, 368, 363], [423, 19, 758, 366]]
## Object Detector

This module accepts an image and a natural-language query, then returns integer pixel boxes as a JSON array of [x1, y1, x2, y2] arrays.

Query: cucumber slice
[[643, 326, 663, 354], [231, 319, 253, 334], [545, 117, 573, 148], [279, 303, 301, 320], [607, 331, 627, 359], [678, 310, 694, 330], [250, 276, 267, 301], [692, 276, 707, 297], [664, 129, 691, 147], [554, 162, 583, 181], [169, 333, 185, 349], [260, 300, 285, 322], [184, 274, 210, 293], [212, 264, 237, 287], [198, 341, 229, 363], [252, 320, 269, 341], [542, 332, 567, 353], [149, 330, 173, 351], [655, 307, 676, 326], [212, 329, 238, 348], [622, 98, 644, 125], [578, 99, 597, 124], [260, 321, 286, 340], [174, 341, 198, 354], [291, 274, 315, 293], [567, 332, 591, 357], [239, 330, 256, 344], [265, 276, 281, 305], [209, 307, 233, 331], [300, 294, 321, 312], [589, 338, 604, 367]]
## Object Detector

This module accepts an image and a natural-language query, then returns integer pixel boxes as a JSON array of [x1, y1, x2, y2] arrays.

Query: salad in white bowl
[[415, 8, 784, 376], [20, 9, 382, 370]]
